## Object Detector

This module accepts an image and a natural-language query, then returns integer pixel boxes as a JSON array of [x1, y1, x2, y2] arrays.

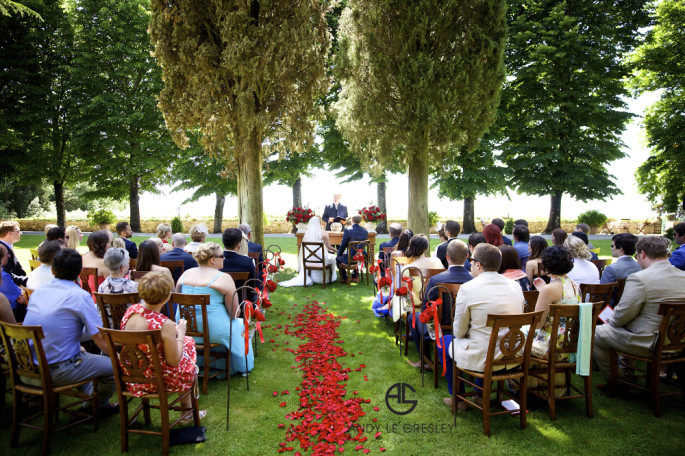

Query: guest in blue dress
[[175, 242, 254, 376]]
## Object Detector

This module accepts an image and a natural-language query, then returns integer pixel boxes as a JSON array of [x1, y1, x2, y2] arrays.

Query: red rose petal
[[373, 407, 380, 411], [379, 448, 386, 452], [363, 450, 370, 454], [374, 432, 382, 439], [279, 402, 287, 407]]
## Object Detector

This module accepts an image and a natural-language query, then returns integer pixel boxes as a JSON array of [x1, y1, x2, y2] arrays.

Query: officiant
[[322, 193, 348, 231]]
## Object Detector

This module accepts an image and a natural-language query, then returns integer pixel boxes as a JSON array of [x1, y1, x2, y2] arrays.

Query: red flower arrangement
[[286, 207, 314, 224], [358, 205, 386, 222]]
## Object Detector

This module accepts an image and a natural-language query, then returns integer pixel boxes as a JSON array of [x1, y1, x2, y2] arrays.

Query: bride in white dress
[[280, 216, 337, 287]]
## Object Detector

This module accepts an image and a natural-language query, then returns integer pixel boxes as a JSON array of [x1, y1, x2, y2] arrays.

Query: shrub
[[577, 210, 608, 227], [428, 211, 440, 228], [171, 216, 183, 233], [504, 218, 514, 235], [88, 209, 117, 226]]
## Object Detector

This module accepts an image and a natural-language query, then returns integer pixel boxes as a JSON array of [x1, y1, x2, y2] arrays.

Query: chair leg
[[520, 376, 529, 430], [548, 365, 557, 421], [10, 390, 20, 448], [585, 373, 594, 418], [651, 362, 661, 417], [482, 379, 491, 437], [433, 342, 439, 389], [42, 394, 54, 456], [143, 398, 152, 425], [160, 398, 170, 456], [609, 350, 618, 396], [453, 365, 460, 425], [119, 398, 129, 452]]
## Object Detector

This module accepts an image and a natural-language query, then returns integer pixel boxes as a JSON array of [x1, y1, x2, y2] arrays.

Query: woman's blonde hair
[[65, 225, 81, 250], [111, 237, 126, 249], [193, 242, 223, 264], [189, 224, 208, 242], [156, 223, 172, 239], [564, 236, 592, 260], [138, 270, 174, 305]]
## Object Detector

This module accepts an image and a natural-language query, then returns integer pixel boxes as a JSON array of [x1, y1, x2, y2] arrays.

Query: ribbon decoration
[[352, 251, 365, 282], [273, 252, 285, 271], [242, 300, 267, 353], [377, 276, 392, 304], [369, 259, 383, 285], [401, 276, 416, 328], [419, 297, 446, 377]]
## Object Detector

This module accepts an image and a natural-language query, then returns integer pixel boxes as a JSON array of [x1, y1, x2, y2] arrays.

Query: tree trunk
[[54, 180, 65, 227], [462, 196, 476, 233], [543, 190, 562, 234], [376, 177, 388, 234], [407, 144, 429, 236], [213, 193, 225, 233], [129, 175, 141, 232], [292, 176, 302, 208], [236, 129, 264, 247]]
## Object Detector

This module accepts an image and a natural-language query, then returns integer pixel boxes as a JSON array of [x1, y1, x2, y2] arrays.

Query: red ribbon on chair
[[352, 251, 365, 282], [401, 276, 416, 328], [419, 297, 446, 377], [242, 301, 253, 355], [377, 276, 392, 304]]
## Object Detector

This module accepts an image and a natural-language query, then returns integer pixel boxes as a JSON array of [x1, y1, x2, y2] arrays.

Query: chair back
[[0, 322, 51, 391], [614, 278, 627, 305], [395, 256, 411, 265], [580, 282, 616, 305], [590, 259, 607, 277], [484, 311, 544, 372], [95, 292, 140, 329], [28, 259, 42, 272], [170, 293, 210, 341], [347, 240, 369, 265], [226, 271, 249, 282], [131, 270, 150, 281], [545, 303, 602, 359], [79, 267, 98, 295], [30, 248, 39, 261], [160, 260, 184, 282], [302, 242, 326, 269], [99, 327, 169, 402], [128, 258, 137, 270], [382, 246, 395, 255], [247, 252, 260, 261], [419, 268, 446, 280], [401, 266, 425, 301], [427, 283, 460, 330], [655, 303, 685, 355], [522, 290, 539, 313]]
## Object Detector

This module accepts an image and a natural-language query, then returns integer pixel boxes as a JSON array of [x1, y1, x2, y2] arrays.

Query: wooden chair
[[94, 292, 140, 330], [339, 240, 370, 287], [420, 283, 461, 388], [398, 267, 425, 356], [226, 270, 249, 285], [302, 242, 334, 288], [28, 259, 42, 272], [609, 302, 685, 416], [99, 327, 201, 456], [247, 251, 260, 261], [523, 290, 539, 313], [128, 258, 137, 270], [160, 260, 184, 283], [79, 267, 98, 298], [580, 282, 616, 306], [590, 259, 608, 278], [30, 248, 39, 261], [0, 322, 99, 455], [382, 246, 395, 255], [131, 270, 150, 281], [394, 256, 411, 265], [613, 278, 627, 306], [528, 303, 602, 420], [171, 293, 229, 395], [452, 311, 544, 436]]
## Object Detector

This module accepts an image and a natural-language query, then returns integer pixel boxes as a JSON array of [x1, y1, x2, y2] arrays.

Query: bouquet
[[286, 206, 314, 224], [395, 286, 414, 313], [358, 205, 386, 222]]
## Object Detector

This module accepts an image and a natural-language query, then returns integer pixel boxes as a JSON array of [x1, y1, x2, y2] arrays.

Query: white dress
[[280, 217, 337, 287]]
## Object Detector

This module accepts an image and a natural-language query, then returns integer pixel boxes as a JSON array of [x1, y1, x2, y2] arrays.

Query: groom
[[336, 216, 368, 284], [322, 193, 348, 231]]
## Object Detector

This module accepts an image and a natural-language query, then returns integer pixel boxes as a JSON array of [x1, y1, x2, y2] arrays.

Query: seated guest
[[177, 242, 252, 375], [575, 223, 595, 249], [403, 234, 444, 305], [571, 231, 598, 259], [238, 223, 264, 270], [148, 236, 165, 255], [336, 216, 369, 284], [498, 245, 532, 291], [221, 228, 256, 289], [0, 220, 27, 286], [466, 233, 485, 271], [111, 237, 127, 249], [0, 243, 26, 322], [512, 224, 531, 268], [26, 240, 62, 289], [121, 271, 205, 419], [38, 224, 58, 247], [115, 221, 138, 259], [564, 236, 600, 285], [391, 229, 413, 258], [525, 235, 549, 284], [594, 237, 685, 380], [408, 239, 473, 369], [491, 218, 512, 246], [601, 233, 640, 306], [186, 224, 208, 254], [161, 233, 199, 282], [82, 230, 113, 279], [551, 228, 568, 246], [22, 249, 116, 411], [98, 247, 138, 294], [380, 222, 403, 267], [46, 226, 67, 245], [433, 224, 448, 257], [156, 223, 174, 252], [136, 240, 173, 277], [483, 223, 504, 247], [436, 220, 461, 269], [514, 219, 528, 228], [444, 243, 524, 408], [668, 222, 685, 271], [66, 225, 84, 251]]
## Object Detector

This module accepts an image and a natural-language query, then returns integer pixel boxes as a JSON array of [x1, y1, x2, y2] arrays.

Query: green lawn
[[2, 236, 683, 455]]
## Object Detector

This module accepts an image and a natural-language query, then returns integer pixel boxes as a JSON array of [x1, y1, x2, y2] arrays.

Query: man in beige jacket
[[594, 236, 685, 378]]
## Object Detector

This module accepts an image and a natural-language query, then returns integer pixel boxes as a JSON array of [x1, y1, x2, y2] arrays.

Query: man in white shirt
[[26, 241, 63, 289]]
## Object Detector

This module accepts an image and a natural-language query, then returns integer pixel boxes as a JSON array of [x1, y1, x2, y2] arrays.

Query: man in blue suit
[[669, 223, 685, 271], [239, 223, 264, 273], [377, 222, 402, 276], [436, 220, 461, 268], [322, 193, 348, 231], [336, 216, 368, 283], [492, 218, 512, 246], [160, 233, 198, 282], [115, 221, 138, 260], [221, 228, 257, 290], [513, 224, 531, 268], [601, 233, 641, 306], [408, 240, 473, 377]]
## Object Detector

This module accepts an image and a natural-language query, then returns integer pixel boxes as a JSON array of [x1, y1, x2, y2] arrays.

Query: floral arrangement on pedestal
[[286, 207, 314, 227]]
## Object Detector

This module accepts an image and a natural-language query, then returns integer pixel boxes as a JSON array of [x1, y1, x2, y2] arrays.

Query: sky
[[138, 92, 660, 223]]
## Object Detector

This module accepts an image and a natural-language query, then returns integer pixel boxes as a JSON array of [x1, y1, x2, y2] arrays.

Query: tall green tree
[[334, 0, 506, 236], [500, 0, 651, 233], [631, 0, 684, 214], [0, 0, 80, 227], [71, 0, 176, 232], [149, 1, 332, 247]]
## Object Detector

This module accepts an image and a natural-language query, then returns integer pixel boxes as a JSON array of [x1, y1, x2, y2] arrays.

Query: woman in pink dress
[[120, 270, 205, 420]]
